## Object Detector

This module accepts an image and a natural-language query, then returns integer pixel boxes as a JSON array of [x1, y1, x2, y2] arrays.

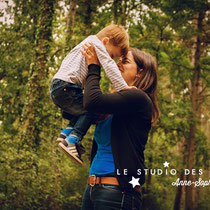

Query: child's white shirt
[[53, 35, 128, 91]]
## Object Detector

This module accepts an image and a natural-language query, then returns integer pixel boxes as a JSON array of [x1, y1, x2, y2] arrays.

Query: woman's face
[[117, 51, 139, 86]]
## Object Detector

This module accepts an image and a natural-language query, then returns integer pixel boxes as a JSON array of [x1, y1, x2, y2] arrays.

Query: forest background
[[0, 0, 209, 209]]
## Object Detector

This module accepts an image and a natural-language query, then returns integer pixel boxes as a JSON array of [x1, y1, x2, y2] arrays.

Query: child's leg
[[59, 110, 94, 166], [56, 112, 79, 143], [66, 112, 94, 144], [50, 80, 85, 142], [50, 80, 86, 116], [51, 80, 91, 165], [61, 112, 79, 136], [58, 114, 89, 166]]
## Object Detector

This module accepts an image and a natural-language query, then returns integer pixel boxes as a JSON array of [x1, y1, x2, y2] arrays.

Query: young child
[[50, 24, 129, 165]]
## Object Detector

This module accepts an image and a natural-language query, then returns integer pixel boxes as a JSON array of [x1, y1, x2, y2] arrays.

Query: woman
[[81, 43, 159, 210]]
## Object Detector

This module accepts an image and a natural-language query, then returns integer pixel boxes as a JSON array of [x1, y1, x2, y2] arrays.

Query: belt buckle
[[89, 175, 96, 187]]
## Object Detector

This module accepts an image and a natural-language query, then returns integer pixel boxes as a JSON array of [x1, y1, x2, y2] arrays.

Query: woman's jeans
[[50, 79, 94, 140], [81, 184, 142, 210]]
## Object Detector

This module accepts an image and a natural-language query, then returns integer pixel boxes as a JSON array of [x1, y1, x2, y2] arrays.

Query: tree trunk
[[185, 11, 204, 210], [142, 128, 155, 210], [66, 0, 77, 47], [145, 129, 154, 193], [113, 0, 128, 26], [174, 171, 184, 210], [19, 0, 55, 148], [121, 0, 128, 26], [173, 137, 186, 210], [113, 0, 120, 24], [84, 0, 93, 34]]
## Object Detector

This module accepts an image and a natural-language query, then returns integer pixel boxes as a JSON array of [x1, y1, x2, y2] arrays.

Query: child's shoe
[[56, 127, 72, 144], [58, 135, 83, 166]]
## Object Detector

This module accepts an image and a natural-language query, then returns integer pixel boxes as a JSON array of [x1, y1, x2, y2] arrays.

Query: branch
[[198, 85, 207, 96], [50, 48, 63, 60]]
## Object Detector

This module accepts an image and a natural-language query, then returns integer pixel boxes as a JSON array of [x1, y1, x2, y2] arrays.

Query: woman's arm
[[81, 43, 152, 115], [83, 64, 152, 115]]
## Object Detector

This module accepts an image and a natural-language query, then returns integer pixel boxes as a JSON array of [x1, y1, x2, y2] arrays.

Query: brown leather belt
[[88, 175, 141, 193]]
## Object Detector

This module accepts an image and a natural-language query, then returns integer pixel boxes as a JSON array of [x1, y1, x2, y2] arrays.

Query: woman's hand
[[81, 42, 100, 66]]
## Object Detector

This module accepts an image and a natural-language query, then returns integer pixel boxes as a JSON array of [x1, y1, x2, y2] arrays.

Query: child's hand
[[81, 42, 100, 66]]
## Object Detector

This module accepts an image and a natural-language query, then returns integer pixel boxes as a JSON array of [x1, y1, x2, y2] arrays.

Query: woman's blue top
[[89, 115, 115, 176]]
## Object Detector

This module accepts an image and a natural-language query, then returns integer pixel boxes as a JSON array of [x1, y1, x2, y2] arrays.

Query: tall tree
[[161, 1, 209, 209], [185, 10, 206, 210], [113, 0, 131, 26], [19, 0, 56, 147], [65, 0, 77, 48]]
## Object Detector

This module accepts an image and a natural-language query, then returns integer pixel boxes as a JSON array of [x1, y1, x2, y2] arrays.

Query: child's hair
[[96, 24, 129, 56]]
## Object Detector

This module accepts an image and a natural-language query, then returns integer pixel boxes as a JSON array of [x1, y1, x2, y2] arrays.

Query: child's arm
[[92, 41, 129, 91]]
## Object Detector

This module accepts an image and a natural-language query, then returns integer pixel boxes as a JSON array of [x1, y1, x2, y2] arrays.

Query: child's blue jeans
[[50, 79, 94, 140]]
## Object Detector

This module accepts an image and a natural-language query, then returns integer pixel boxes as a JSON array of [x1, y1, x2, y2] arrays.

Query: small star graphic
[[129, 176, 140, 188], [163, 161, 170, 168]]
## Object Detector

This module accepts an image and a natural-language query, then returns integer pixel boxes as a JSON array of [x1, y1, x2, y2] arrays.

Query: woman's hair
[[130, 48, 160, 124]]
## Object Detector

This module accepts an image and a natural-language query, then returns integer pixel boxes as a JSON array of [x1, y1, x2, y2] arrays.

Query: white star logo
[[163, 161, 170, 168], [129, 176, 140, 188]]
